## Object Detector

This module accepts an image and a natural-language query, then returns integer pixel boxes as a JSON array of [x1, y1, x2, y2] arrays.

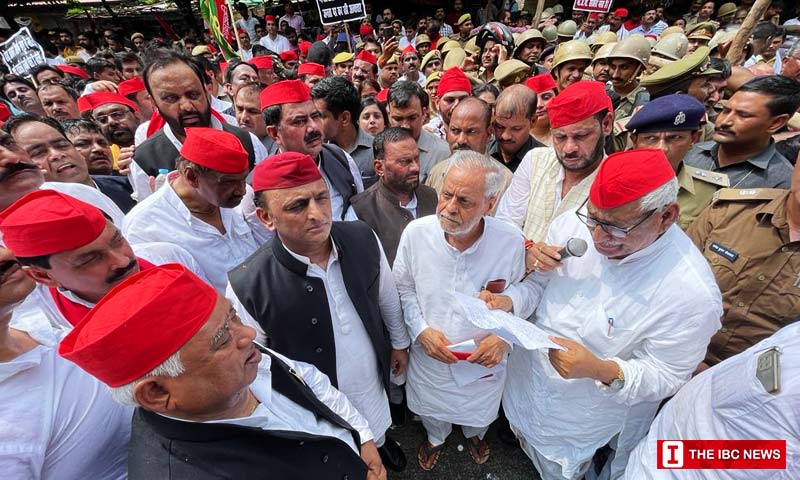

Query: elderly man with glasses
[[484, 149, 723, 479]]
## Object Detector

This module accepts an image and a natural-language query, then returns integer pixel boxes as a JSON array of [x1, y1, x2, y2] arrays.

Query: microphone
[[557, 238, 588, 260]]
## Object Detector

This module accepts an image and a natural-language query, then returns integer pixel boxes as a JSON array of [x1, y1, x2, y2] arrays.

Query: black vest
[[133, 123, 257, 177], [320, 144, 358, 220], [228, 221, 391, 392], [128, 350, 366, 480]]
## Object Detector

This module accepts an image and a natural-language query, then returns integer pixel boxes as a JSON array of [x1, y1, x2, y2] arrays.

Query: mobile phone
[[383, 26, 393, 38], [755, 346, 780, 394]]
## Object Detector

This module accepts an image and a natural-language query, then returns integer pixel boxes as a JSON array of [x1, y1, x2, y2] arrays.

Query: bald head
[[447, 97, 492, 153], [495, 84, 536, 120]]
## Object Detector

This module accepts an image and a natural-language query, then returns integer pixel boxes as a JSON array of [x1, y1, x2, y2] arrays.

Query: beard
[[555, 133, 605, 172], [438, 210, 482, 236], [163, 103, 212, 137]]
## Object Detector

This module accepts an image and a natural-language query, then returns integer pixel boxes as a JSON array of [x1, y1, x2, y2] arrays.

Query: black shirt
[[486, 135, 543, 173]]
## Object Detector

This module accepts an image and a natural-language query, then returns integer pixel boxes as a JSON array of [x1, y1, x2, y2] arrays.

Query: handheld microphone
[[557, 238, 588, 260]]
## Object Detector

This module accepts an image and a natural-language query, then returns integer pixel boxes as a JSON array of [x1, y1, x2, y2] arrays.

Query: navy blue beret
[[627, 94, 706, 133]]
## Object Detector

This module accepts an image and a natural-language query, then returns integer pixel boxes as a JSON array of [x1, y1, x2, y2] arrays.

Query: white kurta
[[503, 208, 723, 479], [25, 242, 210, 333], [227, 237, 410, 442], [197, 348, 372, 451], [0, 321, 131, 480], [393, 215, 534, 427], [624, 322, 800, 480], [123, 179, 262, 292]]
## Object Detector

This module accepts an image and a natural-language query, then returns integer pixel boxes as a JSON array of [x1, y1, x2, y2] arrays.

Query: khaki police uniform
[[687, 188, 800, 365], [677, 164, 729, 229]]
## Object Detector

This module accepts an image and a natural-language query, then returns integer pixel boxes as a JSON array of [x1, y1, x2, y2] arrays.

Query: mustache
[[0, 161, 40, 182], [105, 257, 137, 285], [304, 131, 322, 143]]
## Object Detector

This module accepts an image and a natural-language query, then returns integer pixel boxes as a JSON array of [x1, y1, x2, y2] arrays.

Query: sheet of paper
[[452, 291, 563, 351], [447, 339, 505, 387]]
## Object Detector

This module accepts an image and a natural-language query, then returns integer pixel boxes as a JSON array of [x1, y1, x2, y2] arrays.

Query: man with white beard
[[393, 150, 535, 471]]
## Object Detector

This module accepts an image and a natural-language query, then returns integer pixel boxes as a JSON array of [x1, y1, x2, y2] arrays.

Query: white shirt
[[0, 322, 131, 480], [129, 115, 268, 202], [624, 322, 800, 479], [392, 215, 533, 427], [236, 16, 261, 42], [26, 242, 210, 333], [503, 208, 722, 479], [123, 180, 262, 292], [238, 48, 253, 61], [495, 147, 563, 229], [207, 348, 370, 449], [228, 236, 410, 441], [259, 34, 292, 54]]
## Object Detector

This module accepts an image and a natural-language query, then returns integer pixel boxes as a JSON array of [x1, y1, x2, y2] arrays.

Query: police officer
[[627, 94, 729, 229], [513, 29, 548, 74], [551, 40, 593, 91], [687, 153, 800, 368], [605, 35, 652, 121]]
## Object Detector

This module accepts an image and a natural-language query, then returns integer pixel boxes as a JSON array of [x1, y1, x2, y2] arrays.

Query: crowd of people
[[0, 0, 799, 478]]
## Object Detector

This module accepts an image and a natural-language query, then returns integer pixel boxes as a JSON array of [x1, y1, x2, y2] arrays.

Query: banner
[[316, 0, 367, 25], [572, 0, 614, 13], [0, 27, 46, 77], [198, 0, 238, 59]]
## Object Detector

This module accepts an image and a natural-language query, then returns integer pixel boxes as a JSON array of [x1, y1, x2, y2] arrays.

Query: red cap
[[237, 28, 246, 36], [0, 103, 10, 123], [589, 149, 675, 209], [436, 67, 472, 97], [360, 25, 374, 37], [56, 64, 89, 79], [588, 13, 600, 20], [77, 92, 139, 114], [280, 50, 298, 62], [613, 8, 629, 18], [401, 45, 417, 57], [265, 15, 276, 21], [297, 62, 325, 77], [524, 73, 557, 93], [59, 264, 218, 387], [0, 190, 106, 257], [376, 88, 389, 103], [299, 40, 312, 56], [179, 128, 249, 174], [355, 50, 377, 65], [252, 152, 322, 192], [260, 79, 311, 109], [546, 81, 612, 129], [250, 56, 274, 70], [118, 77, 145, 97]]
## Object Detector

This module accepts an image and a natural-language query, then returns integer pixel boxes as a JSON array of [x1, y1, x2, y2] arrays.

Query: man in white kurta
[[624, 321, 800, 479], [498, 149, 723, 479], [495, 80, 613, 243], [0, 247, 131, 479], [123, 127, 266, 291], [393, 151, 536, 469]]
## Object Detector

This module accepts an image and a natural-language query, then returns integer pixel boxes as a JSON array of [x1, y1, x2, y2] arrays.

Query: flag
[[198, 0, 238, 59]]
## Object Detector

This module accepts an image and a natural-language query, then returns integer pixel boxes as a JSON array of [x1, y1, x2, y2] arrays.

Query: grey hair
[[639, 177, 678, 213], [108, 348, 185, 406], [788, 39, 800, 58], [442, 150, 504, 199]]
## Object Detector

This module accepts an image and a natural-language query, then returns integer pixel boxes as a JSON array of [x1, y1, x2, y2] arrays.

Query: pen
[[607, 317, 614, 336]]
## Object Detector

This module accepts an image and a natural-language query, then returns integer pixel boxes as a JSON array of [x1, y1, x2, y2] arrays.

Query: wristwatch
[[604, 363, 625, 390]]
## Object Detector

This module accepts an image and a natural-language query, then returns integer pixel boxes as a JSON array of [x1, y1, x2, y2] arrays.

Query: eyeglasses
[[575, 199, 657, 238]]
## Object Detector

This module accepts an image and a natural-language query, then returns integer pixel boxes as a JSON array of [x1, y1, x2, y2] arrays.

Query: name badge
[[709, 242, 738, 262]]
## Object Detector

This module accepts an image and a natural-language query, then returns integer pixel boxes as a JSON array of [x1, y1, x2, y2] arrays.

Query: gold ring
[[538, 246, 544, 252], [533, 259, 540, 270]]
